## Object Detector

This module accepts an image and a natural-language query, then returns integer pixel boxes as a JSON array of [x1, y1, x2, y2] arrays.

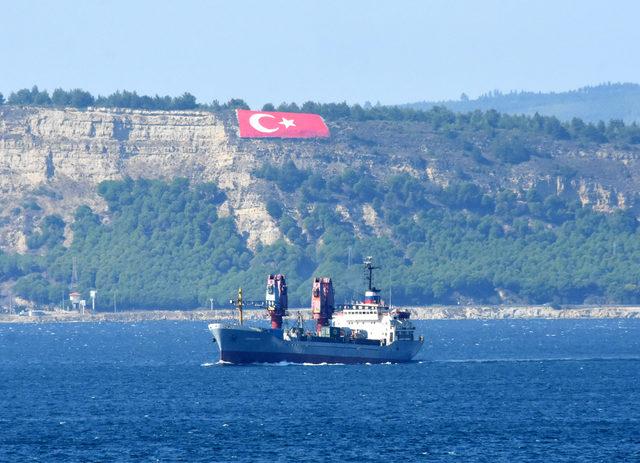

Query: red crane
[[311, 277, 335, 334]]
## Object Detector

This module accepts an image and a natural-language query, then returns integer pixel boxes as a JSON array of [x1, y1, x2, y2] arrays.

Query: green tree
[[8, 88, 34, 105], [266, 199, 283, 219], [51, 88, 69, 106], [490, 134, 532, 164], [69, 89, 94, 108]]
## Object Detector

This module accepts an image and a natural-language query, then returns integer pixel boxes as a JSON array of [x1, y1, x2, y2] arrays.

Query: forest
[[3, 172, 640, 311], [3, 86, 640, 309]]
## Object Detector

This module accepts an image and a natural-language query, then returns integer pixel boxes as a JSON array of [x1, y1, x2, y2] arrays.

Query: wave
[[203, 360, 349, 367], [302, 362, 346, 366], [253, 361, 346, 367], [200, 360, 233, 367]]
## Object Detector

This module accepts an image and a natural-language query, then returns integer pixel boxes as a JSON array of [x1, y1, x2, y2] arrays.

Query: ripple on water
[[0, 319, 639, 462]]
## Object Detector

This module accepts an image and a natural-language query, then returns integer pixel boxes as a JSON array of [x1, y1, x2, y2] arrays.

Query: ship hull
[[208, 323, 423, 364]]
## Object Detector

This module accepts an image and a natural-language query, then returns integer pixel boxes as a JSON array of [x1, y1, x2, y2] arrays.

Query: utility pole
[[389, 266, 392, 308], [348, 246, 354, 302], [71, 257, 78, 290], [113, 290, 117, 313], [209, 298, 214, 311], [90, 290, 96, 313]]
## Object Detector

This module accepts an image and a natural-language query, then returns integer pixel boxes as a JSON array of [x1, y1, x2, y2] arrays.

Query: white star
[[279, 117, 296, 129]]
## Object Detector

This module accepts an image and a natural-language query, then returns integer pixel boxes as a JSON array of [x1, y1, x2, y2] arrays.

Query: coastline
[[2, 305, 640, 324]]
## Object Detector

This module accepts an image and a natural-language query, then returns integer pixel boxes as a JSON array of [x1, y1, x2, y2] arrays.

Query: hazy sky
[[2, 0, 639, 108]]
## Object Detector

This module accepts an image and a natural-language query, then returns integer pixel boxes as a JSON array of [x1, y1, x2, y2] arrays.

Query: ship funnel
[[364, 290, 380, 304]]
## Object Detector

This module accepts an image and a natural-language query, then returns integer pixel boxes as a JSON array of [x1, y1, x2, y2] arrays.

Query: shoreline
[[2, 305, 640, 324]]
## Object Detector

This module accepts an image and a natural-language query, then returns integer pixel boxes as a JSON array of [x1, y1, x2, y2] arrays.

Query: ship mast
[[363, 256, 379, 291], [228, 288, 246, 325], [235, 288, 244, 325]]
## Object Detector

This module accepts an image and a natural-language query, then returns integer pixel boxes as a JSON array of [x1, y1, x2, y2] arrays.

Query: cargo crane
[[266, 274, 288, 329], [311, 277, 335, 334]]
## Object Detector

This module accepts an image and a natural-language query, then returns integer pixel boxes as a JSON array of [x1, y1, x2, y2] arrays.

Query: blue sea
[[1, 319, 639, 462]]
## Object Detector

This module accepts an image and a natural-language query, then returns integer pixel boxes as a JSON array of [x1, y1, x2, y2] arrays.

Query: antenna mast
[[363, 256, 380, 291], [71, 256, 78, 290]]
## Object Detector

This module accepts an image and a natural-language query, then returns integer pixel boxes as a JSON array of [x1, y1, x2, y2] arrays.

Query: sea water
[[0, 319, 638, 462]]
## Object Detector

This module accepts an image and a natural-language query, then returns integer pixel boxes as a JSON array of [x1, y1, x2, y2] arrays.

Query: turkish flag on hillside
[[236, 109, 330, 138]]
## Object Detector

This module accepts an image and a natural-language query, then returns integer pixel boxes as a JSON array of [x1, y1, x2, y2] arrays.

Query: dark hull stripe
[[220, 350, 412, 365]]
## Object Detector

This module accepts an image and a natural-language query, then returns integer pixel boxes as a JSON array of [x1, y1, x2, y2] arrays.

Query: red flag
[[236, 109, 330, 138]]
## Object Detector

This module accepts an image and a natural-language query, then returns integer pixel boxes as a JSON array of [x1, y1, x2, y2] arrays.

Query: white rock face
[[0, 106, 280, 249]]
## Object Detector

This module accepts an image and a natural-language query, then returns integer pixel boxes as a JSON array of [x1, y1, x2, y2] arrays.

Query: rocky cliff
[[1, 106, 640, 254], [0, 107, 281, 250]]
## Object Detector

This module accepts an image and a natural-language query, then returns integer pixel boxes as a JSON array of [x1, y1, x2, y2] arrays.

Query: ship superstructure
[[209, 258, 423, 364], [330, 258, 417, 345]]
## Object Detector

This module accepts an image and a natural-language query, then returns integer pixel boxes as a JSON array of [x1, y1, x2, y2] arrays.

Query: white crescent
[[249, 113, 278, 133]]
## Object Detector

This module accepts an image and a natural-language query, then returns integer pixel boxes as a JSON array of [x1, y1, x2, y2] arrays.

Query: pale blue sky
[[1, 0, 639, 108]]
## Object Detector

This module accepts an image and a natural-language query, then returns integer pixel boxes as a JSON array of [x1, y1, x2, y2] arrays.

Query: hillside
[[2, 104, 640, 309], [406, 83, 640, 123]]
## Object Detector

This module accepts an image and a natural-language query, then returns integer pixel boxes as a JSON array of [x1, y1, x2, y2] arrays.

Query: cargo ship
[[208, 258, 424, 364]]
